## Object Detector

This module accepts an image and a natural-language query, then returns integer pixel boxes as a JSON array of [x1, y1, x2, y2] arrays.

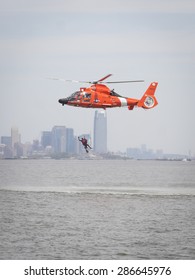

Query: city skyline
[[1, 122, 193, 160], [1, 111, 104, 158], [1, 119, 193, 157]]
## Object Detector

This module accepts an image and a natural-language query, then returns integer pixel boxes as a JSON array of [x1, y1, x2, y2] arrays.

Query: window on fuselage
[[68, 91, 80, 101], [82, 92, 91, 102], [110, 90, 122, 97], [84, 93, 91, 99]]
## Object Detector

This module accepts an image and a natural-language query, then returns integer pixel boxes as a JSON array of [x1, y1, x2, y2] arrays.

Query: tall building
[[11, 126, 20, 148], [94, 110, 107, 153], [1, 136, 12, 158], [11, 126, 21, 157], [41, 131, 52, 148], [1, 136, 11, 147], [52, 126, 66, 154], [66, 128, 75, 154]]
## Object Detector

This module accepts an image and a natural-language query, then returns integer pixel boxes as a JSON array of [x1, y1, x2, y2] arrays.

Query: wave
[[0, 185, 195, 197]]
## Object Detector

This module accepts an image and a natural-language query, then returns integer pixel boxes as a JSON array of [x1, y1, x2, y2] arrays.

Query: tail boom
[[137, 82, 158, 109]]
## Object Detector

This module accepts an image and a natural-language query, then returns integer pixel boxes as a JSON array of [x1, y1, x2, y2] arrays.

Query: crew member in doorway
[[78, 137, 92, 153]]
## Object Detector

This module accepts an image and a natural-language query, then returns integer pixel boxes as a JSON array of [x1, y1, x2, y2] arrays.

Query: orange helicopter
[[54, 74, 158, 110]]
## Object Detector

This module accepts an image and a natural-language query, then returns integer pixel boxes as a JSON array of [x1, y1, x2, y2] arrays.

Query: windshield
[[68, 91, 80, 101]]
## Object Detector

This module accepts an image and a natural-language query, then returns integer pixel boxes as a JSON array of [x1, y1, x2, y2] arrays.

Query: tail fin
[[137, 82, 158, 109]]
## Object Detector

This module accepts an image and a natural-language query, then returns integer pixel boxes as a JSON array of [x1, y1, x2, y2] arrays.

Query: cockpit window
[[68, 91, 91, 102], [68, 91, 80, 101]]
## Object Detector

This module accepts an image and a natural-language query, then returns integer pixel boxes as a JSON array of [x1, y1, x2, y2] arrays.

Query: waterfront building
[[11, 127, 21, 157], [1, 136, 11, 147], [41, 131, 52, 149], [94, 110, 107, 153], [66, 128, 75, 154], [11, 127, 20, 147], [52, 126, 66, 154]]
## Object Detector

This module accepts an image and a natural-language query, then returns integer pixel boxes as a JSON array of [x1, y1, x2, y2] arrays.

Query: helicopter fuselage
[[58, 82, 158, 110]]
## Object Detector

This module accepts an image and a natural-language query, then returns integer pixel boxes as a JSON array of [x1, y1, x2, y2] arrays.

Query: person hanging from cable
[[78, 136, 92, 153]]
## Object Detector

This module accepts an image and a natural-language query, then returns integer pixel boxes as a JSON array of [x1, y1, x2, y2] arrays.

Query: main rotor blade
[[48, 76, 113, 84], [103, 80, 144, 84], [48, 76, 144, 85], [96, 74, 112, 83], [47, 77, 90, 83]]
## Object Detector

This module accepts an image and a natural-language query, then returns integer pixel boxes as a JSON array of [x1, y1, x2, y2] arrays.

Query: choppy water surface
[[0, 159, 195, 259]]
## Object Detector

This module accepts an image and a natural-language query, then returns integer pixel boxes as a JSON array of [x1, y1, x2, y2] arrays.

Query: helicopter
[[53, 74, 158, 110]]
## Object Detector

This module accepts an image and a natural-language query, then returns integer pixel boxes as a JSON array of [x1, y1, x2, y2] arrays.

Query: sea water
[[0, 159, 195, 259]]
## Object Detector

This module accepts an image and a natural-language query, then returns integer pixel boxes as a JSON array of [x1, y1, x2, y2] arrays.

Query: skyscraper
[[52, 126, 66, 154], [66, 128, 75, 154], [1, 136, 11, 147], [94, 110, 107, 153], [41, 131, 52, 148], [11, 126, 20, 148], [11, 126, 21, 157]]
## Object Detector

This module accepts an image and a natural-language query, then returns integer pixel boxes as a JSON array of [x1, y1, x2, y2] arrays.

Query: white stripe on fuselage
[[118, 97, 127, 107]]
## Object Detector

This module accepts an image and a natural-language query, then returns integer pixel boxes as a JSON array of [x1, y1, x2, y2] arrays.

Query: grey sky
[[0, 0, 195, 155]]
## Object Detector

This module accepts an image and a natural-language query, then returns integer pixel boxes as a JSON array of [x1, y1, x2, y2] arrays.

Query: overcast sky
[[0, 0, 195, 155]]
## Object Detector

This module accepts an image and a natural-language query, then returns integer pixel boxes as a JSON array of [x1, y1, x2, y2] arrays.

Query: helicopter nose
[[58, 98, 68, 105]]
